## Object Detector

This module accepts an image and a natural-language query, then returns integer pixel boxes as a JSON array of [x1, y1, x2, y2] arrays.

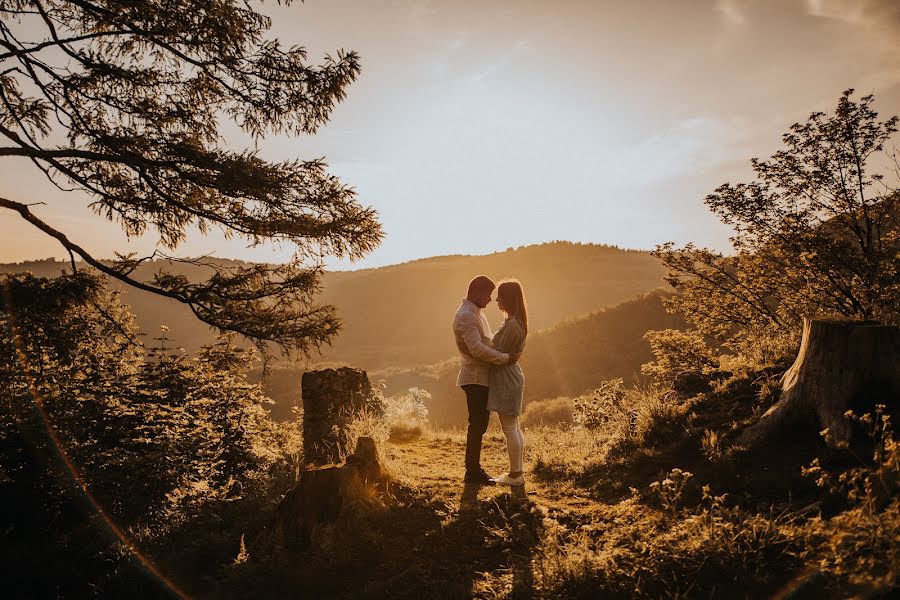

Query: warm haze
[[2, 0, 899, 269]]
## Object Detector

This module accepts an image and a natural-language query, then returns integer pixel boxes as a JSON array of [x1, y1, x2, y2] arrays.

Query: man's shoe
[[491, 472, 525, 486], [464, 468, 495, 485]]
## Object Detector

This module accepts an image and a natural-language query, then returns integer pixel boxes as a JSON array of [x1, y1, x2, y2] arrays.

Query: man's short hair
[[467, 275, 495, 296]]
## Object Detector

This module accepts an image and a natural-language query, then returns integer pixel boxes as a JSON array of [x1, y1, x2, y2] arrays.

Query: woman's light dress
[[486, 316, 526, 416]]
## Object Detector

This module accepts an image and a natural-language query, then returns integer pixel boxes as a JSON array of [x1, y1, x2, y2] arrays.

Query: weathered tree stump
[[272, 436, 387, 551], [302, 367, 379, 464], [739, 318, 900, 448]]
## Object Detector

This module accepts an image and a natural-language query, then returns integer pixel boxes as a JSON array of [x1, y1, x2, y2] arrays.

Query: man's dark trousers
[[462, 384, 490, 473]]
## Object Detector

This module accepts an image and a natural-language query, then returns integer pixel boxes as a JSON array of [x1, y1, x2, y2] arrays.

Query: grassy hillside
[[16, 363, 895, 598]]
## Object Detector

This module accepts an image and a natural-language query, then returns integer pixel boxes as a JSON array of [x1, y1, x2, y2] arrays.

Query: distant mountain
[[0, 242, 668, 372]]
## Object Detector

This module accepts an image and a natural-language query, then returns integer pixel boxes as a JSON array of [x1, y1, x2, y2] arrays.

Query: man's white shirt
[[452, 298, 509, 387]]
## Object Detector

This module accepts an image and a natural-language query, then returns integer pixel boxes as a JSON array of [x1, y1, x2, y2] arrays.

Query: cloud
[[714, 0, 748, 25], [601, 115, 756, 190], [806, 0, 900, 87]]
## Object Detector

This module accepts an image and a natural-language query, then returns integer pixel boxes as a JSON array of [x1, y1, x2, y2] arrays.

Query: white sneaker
[[491, 472, 525, 486]]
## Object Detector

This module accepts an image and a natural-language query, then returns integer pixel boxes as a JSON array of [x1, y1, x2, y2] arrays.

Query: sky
[[1, 0, 900, 270]]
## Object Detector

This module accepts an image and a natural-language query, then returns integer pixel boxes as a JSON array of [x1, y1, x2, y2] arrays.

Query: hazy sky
[[2, 0, 899, 269]]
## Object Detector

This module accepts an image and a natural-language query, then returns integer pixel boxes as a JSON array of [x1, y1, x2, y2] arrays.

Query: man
[[453, 275, 520, 485]]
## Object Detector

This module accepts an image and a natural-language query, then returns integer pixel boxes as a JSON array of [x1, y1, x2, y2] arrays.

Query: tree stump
[[302, 367, 379, 464], [272, 436, 387, 551], [739, 318, 900, 448]]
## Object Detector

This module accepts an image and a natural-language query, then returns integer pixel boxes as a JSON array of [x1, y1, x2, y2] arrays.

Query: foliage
[[647, 467, 694, 516], [655, 90, 900, 353], [383, 387, 430, 442], [131, 336, 298, 517], [803, 405, 899, 513], [801, 406, 900, 593], [640, 328, 719, 384], [571, 379, 690, 455], [0, 0, 382, 355], [534, 492, 808, 598], [521, 396, 574, 427], [572, 378, 627, 431], [1, 272, 297, 526]]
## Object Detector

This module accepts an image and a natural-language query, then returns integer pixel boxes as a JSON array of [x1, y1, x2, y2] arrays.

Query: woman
[[487, 280, 528, 486]]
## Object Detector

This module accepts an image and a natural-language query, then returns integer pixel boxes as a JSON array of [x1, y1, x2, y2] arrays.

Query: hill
[[318, 242, 667, 371], [0, 242, 667, 372]]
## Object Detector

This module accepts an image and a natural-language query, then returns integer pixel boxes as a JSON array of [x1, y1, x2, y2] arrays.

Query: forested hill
[[1, 242, 667, 371]]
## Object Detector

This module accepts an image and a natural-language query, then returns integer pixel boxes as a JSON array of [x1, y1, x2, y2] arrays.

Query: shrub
[[384, 387, 430, 443], [573, 378, 629, 432], [803, 405, 899, 513], [522, 397, 574, 427], [641, 328, 719, 384], [801, 406, 900, 593]]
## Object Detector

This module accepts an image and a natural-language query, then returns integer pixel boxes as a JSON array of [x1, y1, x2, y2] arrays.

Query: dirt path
[[233, 429, 613, 599], [385, 428, 607, 527]]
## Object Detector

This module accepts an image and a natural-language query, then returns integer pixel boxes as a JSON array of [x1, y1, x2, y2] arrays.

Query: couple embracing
[[452, 275, 528, 487]]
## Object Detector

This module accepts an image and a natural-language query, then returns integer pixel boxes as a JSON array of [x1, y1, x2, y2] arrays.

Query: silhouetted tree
[[656, 90, 900, 354], [0, 271, 300, 594], [0, 0, 382, 355], [1, 270, 298, 514]]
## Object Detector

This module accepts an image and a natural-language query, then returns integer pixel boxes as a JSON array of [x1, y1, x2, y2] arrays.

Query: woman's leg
[[498, 413, 525, 476]]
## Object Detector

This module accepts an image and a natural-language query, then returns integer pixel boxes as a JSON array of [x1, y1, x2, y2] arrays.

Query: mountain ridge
[[0, 241, 668, 372]]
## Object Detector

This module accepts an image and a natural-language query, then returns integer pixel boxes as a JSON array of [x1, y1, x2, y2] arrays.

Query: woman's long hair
[[497, 280, 528, 333]]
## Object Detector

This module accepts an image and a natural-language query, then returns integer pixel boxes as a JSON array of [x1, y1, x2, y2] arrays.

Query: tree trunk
[[739, 318, 900, 448], [302, 367, 378, 465]]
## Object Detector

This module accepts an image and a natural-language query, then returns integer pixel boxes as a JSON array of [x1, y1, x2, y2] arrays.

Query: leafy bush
[[1, 272, 298, 525], [572, 379, 689, 454], [384, 387, 430, 442], [803, 405, 899, 513], [641, 328, 719, 384], [801, 406, 900, 593], [522, 396, 574, 427], [573, 378, 628, 431]]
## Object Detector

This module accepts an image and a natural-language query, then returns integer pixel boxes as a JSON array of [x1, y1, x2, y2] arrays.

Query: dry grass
[[178, 382, 900, 598], [531, 498, 812, 599], [528, 425, 609, 479]]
